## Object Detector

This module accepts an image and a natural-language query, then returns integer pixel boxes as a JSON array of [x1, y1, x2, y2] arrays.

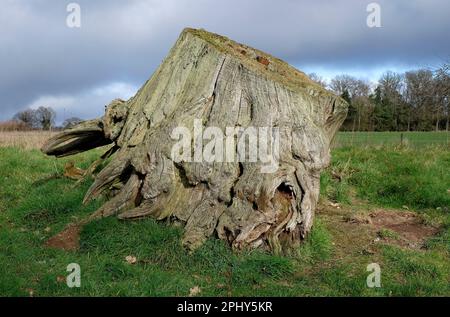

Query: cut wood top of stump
[[183, 28, 337, 98]]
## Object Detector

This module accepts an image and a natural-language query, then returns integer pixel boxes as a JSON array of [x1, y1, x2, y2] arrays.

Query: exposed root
[[83, 152, 131, 204], [71, 145, 119, 188], [63, 161, 85, 180], [117, 201, 156, 220], [86, 173, 141, 221], [41, 119, 111, 157], [182, 197, 225, 251]]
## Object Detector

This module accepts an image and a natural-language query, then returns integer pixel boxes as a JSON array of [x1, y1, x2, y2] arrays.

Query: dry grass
[[0, 120, 31, 131], [0, 131, 57, 150]]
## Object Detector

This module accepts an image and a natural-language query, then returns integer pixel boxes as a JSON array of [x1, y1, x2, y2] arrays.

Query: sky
[[1, 0, 449, 124]]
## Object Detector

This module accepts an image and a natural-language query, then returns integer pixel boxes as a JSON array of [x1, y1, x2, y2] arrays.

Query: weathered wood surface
[[42, 28, 347, 253]]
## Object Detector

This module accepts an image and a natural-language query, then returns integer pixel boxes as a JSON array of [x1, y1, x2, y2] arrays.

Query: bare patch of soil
[[45, 224, 80, 251], [319, 200, 440, 252], [368, 209, 440, 249]]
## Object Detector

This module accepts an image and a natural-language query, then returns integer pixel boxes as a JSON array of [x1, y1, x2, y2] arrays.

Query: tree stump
[[42, 28, 347, 253]]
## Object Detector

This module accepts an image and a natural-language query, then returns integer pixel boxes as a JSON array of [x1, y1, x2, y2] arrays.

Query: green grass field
[[0, 137, 449, 296], [333, 131, 450, 148]]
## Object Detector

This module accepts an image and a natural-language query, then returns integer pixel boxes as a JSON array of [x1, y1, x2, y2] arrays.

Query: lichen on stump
[[42, 28, 347, 254]]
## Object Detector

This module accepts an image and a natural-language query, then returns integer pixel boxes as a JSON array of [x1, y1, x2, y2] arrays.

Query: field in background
[[333, 131, 449, 148], [0, 131, 57, 150], [0, 132, 449, 296]]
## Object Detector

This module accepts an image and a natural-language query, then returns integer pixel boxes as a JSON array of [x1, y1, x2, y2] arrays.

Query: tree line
[[309, 62, 450, 132], [6, 62, 450, 132], [7, 106, 82, 131]]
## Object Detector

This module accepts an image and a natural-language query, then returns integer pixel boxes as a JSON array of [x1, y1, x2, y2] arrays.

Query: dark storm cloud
[[1, 0, 449, 121]]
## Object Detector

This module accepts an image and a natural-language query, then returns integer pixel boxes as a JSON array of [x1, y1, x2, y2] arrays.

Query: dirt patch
[[368, 209, 439, 249], [318, 201, 440, 252], [45, 224, 81, 251], [317, 202, 376, 258]]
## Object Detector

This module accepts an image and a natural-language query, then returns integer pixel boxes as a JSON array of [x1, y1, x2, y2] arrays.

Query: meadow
[[333, 131, 449, 148], [0, 131, 449, 296], [0, 131, 57, 150]]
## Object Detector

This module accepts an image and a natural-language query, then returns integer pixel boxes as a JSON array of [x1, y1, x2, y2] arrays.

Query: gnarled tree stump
[[42, 28, 347, 253]]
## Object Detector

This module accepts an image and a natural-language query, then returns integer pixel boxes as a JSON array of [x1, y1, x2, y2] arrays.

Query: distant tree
[[308, 73, 327, 88], [404, 69, 435, 131], [330, 75, 371, 99], [330, 75, 372, 131], [434, 62, 450, 131], [340, 90, 356, 131], [370, 85, 397, 131], [310, 65, 449, 132], [351, 80, 371, 131], [35, 106, 56, 130], [378, 71, 404, 131], [330, 75, 355, 96], [63, 117, 83, 129], [13, 109, 37, 128]]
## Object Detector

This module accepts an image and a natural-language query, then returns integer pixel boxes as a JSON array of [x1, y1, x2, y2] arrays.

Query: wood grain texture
[[42, 28, 347, 253]]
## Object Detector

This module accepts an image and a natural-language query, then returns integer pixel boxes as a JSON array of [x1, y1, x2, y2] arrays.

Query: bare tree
[[63, 117, 83, 129], [330, 75, 371, 131], [329, 75, 355, 96], [434, 62, 450, 131], [308, 73, 327, 88], [35, 106, 56, 130], [13, 109, 37, 128], [352, 83, 371, 131], [404, 70, 435, 131]]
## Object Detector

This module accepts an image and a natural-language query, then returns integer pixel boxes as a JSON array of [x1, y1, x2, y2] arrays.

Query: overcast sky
[[1, 0, 449, 124]]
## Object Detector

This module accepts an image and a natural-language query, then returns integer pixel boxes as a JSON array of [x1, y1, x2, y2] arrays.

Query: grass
[[333, 131, 450, 148], [0, 136, 449, 296], [321, 145, 450, 210], [378, 229, 400, 240]]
